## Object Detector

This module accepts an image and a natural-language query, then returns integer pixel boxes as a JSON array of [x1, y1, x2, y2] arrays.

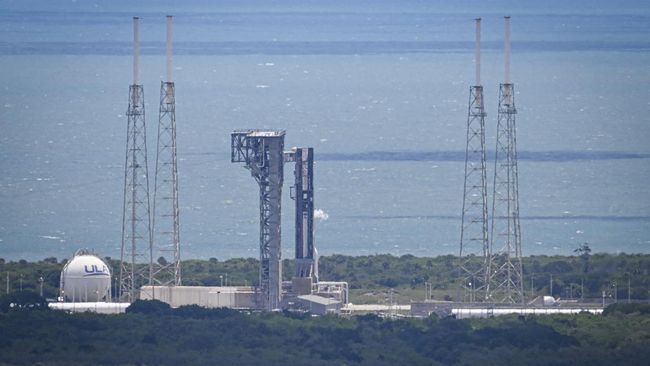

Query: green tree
[[574, 242, 592, 273], [126, 299, 171, 314]]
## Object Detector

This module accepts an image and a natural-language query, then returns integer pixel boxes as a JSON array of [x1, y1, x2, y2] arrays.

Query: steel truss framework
[[458, 85, 490, 302], [151, 81, 181, 286], [488, 83, 524, 304], [232, 130, 285, 310], [285, 147, 316, 281], [119, 84, 153, 302]]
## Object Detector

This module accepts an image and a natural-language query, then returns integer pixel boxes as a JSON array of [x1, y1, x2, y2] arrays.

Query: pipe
[[475, 18, 481, 86], [133, 17, 140, 85], [166, 15, 173, 82], [504, 16, 511, 84]]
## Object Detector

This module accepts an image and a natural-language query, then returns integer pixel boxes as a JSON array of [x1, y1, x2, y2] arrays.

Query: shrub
[[125, 299, 170, 314]]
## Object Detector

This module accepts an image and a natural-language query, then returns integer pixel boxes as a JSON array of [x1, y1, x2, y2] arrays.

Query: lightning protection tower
[[284, 147, 317, 282], [231, 130, 286, 310], [152, 15, 181, 286], [488, 16, 524, 304], [119, 17, 153, 302], [458, 18, 489, 303]]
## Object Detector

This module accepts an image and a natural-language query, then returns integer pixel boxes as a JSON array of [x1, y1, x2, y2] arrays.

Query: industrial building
[[140, 285, 256, 309], [294, 295, 341, 315]]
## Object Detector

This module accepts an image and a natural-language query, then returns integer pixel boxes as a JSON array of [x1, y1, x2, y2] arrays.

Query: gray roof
[[297, 294, 341, 306]]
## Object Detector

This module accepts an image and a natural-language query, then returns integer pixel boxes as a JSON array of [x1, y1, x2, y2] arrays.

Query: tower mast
[[458, 18, 489, 302], [152, 15, 182, 286], [119, 17, 153, 302], [488, 16, 524, 304]]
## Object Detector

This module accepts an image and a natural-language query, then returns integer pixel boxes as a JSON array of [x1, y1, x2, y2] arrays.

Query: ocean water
[[1, 0, 649, 261]]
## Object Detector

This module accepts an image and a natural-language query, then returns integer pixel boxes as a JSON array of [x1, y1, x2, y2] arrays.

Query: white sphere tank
[[543, 296, 556, 306], [60, 249, 112, 302]]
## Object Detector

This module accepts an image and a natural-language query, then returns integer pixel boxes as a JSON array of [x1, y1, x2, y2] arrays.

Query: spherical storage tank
[[60, 249, 112, 302]]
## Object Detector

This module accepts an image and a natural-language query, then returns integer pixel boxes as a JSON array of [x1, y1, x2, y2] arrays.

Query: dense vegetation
[[1, 295, 649, 366], [2, 252, 649, 303], [1, 252, 649, 365]]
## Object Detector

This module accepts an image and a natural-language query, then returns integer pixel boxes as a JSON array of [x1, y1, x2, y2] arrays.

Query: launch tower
[[231, 130, 286, 310]]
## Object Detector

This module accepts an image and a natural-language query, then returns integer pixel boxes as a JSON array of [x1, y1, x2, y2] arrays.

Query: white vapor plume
[[314, 209, 329, 221]]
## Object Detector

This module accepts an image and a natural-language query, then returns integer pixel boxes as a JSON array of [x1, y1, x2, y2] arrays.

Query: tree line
[[1, 252, 649, 303]]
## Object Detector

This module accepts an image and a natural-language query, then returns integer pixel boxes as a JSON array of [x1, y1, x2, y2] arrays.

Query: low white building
[[139, 285, 256, 309], [49, 302, 129, 314]]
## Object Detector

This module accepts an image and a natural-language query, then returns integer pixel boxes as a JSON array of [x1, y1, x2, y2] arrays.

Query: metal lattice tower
[[152, 16, 181, 286], [231, 130, 286, 310], [285, 147, 317, 281], [488, 16, 524, 304], [458, 18, 489, 303], [119, 17, 153, 302]]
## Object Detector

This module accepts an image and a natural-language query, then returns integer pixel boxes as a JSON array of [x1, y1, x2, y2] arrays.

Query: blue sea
[[1, 0, 649, 261]]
